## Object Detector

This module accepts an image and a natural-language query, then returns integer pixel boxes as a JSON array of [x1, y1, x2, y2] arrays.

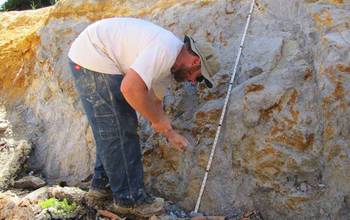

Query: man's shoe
[[85, 187, 113, 206], [113, 193, 164, 217]]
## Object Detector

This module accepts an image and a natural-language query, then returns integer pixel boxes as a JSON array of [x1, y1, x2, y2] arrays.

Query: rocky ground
[[0, 103, 262, 220]]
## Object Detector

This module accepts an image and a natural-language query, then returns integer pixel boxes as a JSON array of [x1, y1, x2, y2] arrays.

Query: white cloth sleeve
[[130, 44, 171, 90]]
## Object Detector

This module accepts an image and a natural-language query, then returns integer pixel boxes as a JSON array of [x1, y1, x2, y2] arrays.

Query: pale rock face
[[0, 0, 349, 219]]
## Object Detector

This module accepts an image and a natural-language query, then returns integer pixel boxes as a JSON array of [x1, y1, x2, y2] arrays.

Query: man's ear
[[193, 55, 201, 65]]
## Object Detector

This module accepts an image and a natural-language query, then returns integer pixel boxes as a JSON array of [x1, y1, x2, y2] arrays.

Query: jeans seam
[[99, 73, 133, 201], [95, 113, 114, 117]]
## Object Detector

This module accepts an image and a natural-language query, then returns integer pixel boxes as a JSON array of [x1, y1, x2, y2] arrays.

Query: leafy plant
[[39, 198, 77, 215], [0, 0, 57, 11], [30, 0, 37, 9], [39, 198, 58, 209]]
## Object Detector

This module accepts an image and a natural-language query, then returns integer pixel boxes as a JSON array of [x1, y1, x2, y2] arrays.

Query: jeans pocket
[[94, 100, 120, 141], [76, 70, 97, 96], [95, 114, 119, 140]]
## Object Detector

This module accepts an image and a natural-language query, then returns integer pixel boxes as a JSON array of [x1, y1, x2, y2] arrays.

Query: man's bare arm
[[121, 68, 169, 131], [121, 68, 189, 151]]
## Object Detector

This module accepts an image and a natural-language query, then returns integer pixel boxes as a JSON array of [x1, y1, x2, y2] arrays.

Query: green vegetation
[[0, 0, 57, 11], [38, 198, 77, 215]]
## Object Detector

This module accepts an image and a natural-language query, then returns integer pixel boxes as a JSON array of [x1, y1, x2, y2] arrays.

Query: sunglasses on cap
[[196, 75, 212, 87]]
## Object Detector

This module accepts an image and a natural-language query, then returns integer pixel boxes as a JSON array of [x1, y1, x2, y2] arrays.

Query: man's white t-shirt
[[68, 17, 183, 99]]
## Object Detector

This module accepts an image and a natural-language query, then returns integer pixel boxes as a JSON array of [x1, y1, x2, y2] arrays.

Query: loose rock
[[14, 175, 46, 190]]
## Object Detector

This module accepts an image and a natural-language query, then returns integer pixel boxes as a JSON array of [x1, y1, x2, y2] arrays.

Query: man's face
[[171, 47, 202, 84], [171, 64, 201, 84]]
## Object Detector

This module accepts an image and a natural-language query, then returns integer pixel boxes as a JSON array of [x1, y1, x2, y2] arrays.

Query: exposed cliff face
[[0, 0, 349, 219]]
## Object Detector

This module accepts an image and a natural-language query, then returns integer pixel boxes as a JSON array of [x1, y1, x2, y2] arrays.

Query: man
[[68, 17, 220, 217]]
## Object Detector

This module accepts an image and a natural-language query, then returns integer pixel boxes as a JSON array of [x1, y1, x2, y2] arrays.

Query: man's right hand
[[152, 119, 189, 152], [163, 129, 189, 152]]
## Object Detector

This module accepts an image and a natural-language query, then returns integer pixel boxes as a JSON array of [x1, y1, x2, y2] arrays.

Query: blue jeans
[[69, 60, 145, 205]]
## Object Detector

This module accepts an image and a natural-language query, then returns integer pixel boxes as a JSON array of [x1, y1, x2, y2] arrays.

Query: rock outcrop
[[0, 0, 349, 219]]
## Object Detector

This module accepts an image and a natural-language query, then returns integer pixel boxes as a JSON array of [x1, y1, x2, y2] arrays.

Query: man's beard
[[171, 64, 201, 82]]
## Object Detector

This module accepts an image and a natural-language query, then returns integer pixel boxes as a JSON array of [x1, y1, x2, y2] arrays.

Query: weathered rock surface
[[0, 106, 32, 190], [0, 120, 8, 134], [0, 0, 349, 219], [0, 191, 36, 220], [0, 142, 32, 190]]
